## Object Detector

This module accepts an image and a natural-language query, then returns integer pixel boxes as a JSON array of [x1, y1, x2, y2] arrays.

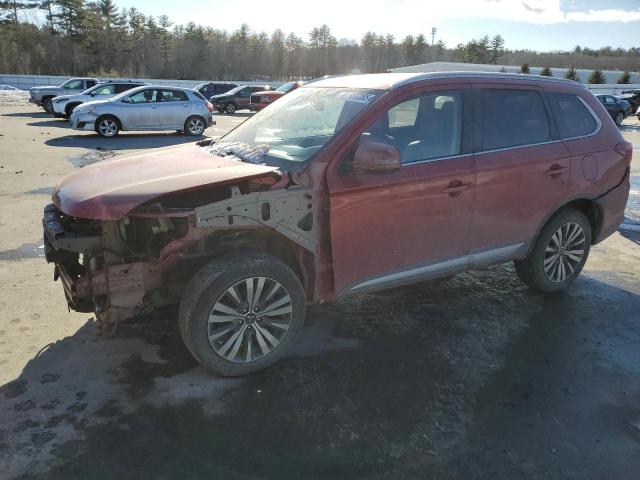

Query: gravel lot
[[0, 103, 639, 479]]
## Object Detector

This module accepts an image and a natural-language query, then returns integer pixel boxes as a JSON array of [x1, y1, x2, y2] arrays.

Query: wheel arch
[[526, 197, 602, 256], [187, 228, 315, 301], [95, 113, 122, 130]]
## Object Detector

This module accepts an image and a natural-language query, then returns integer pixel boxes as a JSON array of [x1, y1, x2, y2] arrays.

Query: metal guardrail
[[0, 74, 283, 91]]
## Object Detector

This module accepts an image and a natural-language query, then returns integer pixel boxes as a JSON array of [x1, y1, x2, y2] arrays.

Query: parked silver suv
[[29, 77, 98, 113], [52, 80, 146, 118], [70, 85, 214, 137]]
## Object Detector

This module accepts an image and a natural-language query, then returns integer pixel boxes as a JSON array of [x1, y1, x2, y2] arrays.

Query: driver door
[[327, 86, 476, 294], [121, 88, 160, 129]]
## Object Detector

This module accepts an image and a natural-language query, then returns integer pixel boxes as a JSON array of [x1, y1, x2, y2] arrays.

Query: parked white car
[[69, 85, 214, 137], [51, 81, 146, 118]]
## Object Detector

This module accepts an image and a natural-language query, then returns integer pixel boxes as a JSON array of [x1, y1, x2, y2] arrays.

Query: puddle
[[0, 242, 45, 261], [67, 150, 118, 168], [26, 187, 54, 196]]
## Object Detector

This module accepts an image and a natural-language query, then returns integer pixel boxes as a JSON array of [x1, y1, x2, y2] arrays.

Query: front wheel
[[225, 102, 236, 114], [514, 208, 591, 292], [179, 254, 306, 376], [95, 116, 120, 137], [615, 112, 624, 126], [185, 115, 205, 136]]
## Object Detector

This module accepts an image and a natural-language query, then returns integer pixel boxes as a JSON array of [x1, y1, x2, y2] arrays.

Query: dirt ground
[[0, 101, 639, 480]]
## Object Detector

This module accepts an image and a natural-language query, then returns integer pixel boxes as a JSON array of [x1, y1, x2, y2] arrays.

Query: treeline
[[1, 0, 639, 80]]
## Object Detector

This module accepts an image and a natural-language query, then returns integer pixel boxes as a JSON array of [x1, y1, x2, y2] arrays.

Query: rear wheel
[[514, 208, 591, 292], [95, 115, 120, 138], [225, 102, 236, 114], [614, 112, 624, 126], [42, 97, 53, 113], [185, 115, 205, 136], [179, 254, 306, 376]]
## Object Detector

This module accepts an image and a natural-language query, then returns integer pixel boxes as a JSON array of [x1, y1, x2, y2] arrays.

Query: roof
[[304, 71, 583, 91], [389, 61, 640, 84]]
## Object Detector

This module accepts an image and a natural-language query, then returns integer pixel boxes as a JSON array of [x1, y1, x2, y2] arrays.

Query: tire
[[65, 103, 81, 118], [185, 115, 206, 136], [514, 208, 591, 293], [225, 102, 236, 114], [42, 97, 53, 114], [179, 253, 306, 376], [95, 115, 120, 138], [614, 112, 624, 126]]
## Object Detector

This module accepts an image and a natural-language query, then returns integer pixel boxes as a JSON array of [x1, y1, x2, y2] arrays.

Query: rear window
[[159, 89, 188, 102], [193, 91, 208, 102], [479, 89, 551, 151], [548, 93, 598, 139]]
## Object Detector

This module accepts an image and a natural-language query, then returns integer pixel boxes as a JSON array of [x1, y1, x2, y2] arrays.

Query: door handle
[[442, 182, 471, 196], [545, 165, 569, 178]]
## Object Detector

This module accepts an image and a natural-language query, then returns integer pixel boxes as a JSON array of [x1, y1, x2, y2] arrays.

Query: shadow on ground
[[45, 132, 205, 151], [1, 268, 639, 479], [27, 120, 73, 129], [2, 111, 51, 119]]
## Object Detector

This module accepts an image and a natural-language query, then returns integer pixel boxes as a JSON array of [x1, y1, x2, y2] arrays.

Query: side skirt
[[345, 242, 526, 295]]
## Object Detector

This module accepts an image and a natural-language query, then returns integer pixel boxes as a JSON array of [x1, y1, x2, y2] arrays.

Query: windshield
[[277, 82, 295, 93], [210, 87, 382, 170]]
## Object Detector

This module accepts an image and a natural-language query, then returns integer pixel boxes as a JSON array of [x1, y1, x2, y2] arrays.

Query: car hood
[[211, 93, 232, 101], [31, 85, 59, 92], [52, 143, 279, 220]]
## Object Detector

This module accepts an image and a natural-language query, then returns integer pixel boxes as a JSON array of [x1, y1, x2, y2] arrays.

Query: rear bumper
[[593, 168, 631, 244]]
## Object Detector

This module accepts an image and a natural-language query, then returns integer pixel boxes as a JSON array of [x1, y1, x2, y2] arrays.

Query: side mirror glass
[[122, 97, 132, 104], [352, 141, 401, 174]]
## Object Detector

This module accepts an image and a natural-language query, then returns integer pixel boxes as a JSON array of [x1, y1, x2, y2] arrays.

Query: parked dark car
[[195, 82, 238, 100], [43, 72, 632, 376], [595, 94, 633, 126], [211, 85, 271, 114], [620, 89, 640, 113]]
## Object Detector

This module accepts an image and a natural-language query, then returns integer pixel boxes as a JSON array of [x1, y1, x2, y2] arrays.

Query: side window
[[388, 98, 419, 128], [158, 89, 188, 102], [64, 79, 83, 89], [548, 92, 598, 139], [480, 89, 550, 151], [128, 89, 157, 103], [115, 84, 137, 94], [361, 90, 463, 164], [92, 84, 116, 95]]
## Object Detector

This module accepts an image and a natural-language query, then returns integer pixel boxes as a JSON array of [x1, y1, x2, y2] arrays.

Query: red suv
[[44, 73, 632, 376]]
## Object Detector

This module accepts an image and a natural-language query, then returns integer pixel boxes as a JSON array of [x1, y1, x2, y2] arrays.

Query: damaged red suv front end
[[43, 143, 285, 329]]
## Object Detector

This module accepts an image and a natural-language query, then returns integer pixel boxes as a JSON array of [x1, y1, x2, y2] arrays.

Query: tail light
[[614, 141, 633, 166], [205, 101, 214, 113]]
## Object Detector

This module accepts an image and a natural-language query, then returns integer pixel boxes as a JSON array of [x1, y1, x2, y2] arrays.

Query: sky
[[21, 0, 640, 51]]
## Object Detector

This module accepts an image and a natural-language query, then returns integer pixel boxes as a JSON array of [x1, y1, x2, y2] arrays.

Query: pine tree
[[489, 35, 504, 64], [617, 71, 631, 84], [565, 67, 580, 82], [588, 69, 606, 84], [520, 63, 530, 74], [540, 67, 553, 76]]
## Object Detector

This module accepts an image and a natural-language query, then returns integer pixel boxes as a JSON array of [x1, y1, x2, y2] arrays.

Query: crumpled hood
[[52, 143, 279, 220]]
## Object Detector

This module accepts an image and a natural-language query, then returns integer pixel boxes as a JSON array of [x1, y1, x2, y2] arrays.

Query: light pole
[[431, 27, 437, 46]]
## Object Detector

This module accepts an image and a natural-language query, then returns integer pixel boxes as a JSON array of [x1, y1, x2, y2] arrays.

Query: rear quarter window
[[479, 89, 551, 151], [548, 92, 598, 139]]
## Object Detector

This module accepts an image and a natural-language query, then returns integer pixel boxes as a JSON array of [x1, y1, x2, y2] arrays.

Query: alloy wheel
[[188, 117, 204, 135], [98, 119, 118, 137], [543, 222, 586, 283], [226, 103, 236, 114], [207, 277, 293, 363]]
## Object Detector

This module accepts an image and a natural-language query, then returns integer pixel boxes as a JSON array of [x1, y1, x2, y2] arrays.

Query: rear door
[[156, 89, 191, 128], [235, 87, 252, 109], [471, 85, 571, 255], [328, 85, 476, 294]]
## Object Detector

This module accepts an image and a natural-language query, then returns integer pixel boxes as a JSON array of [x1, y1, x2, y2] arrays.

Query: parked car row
[[595, 94, 633, 126], [43, 72, 632, 376]]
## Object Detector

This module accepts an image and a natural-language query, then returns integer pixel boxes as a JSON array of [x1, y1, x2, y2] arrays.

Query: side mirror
[[122, 97, 132, 104], [352, 141, 401, 174]]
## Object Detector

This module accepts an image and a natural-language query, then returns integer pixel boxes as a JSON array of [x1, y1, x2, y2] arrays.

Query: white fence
[[0, 74, 281, 90]]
